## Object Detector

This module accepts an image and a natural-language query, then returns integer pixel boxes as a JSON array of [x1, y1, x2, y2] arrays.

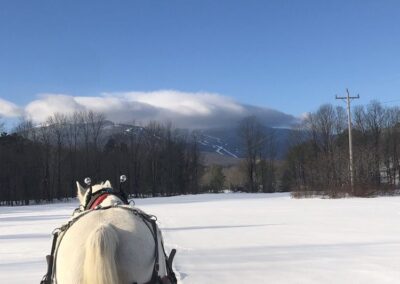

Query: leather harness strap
[[84, 187, 129, 211], [89, 193, 110, 209], [84, 188, 116, 210], [40, 231, 59, 284]]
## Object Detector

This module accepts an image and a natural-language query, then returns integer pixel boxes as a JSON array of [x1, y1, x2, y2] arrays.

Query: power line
[[381, 99, 400, 104], [335, 89, 360, 192]]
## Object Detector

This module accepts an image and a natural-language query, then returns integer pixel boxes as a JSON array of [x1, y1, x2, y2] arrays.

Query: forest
[[0, 111, 200, 205]]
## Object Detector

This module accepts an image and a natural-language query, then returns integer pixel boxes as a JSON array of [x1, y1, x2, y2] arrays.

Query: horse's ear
[[76, 181, 87, 202], [104, 180, 112, 188]]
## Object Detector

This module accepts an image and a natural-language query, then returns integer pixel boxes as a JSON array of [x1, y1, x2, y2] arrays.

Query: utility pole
[[336, 89, 360, 192]]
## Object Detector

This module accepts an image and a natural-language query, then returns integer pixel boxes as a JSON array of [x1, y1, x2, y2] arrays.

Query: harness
[[84, 187, 129, 211], [41, 194, 177, 284]]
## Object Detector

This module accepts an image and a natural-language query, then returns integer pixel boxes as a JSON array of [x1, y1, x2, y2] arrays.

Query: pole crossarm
[[335, 95, 360, 99]]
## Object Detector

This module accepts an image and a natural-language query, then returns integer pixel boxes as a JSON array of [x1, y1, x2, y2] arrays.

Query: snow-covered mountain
[[102, 124, 295, 160], [24, 122, 295, 161]]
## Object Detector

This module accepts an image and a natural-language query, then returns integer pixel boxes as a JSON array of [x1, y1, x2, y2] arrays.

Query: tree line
[[282, 101, 400, 197], [1, 99, 398, 204], [0, 111, 201, 205]]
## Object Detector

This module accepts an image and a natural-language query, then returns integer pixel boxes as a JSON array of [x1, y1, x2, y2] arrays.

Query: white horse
[[51, 181, 174, 284]]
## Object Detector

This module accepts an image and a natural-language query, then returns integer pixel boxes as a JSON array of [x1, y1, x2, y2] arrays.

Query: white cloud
[[0, 98, 22, 118], [74, 96, 126, 113], [7, 90, 296, 128], [119, 90, 245, 116], [25, 94, 84, 122]]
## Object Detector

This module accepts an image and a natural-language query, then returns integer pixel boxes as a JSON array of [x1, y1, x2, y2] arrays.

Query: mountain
[[101, 123, 295, 161], [22, 121, 295, 162]]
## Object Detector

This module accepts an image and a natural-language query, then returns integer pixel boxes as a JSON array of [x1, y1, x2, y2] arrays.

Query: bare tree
[[14, 118, 37, 140], [353, 102, 386, 186], [382, 106, 400, 186], [188, 131, 201, 194], [127, 123, 145, 197], [79, 111, 106, 176], [37, 121, 52, 200], [238, 116, 266, 192], [260, 128, 277, 192], [87, 111, 107, 152], [65, 112, 82, 186], [46, 114, 68, 198]]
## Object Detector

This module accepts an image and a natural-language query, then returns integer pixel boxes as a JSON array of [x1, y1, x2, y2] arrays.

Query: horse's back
[[56, 208, 155, 284]]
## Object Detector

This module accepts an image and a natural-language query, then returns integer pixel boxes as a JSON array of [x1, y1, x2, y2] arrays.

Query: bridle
[[83, 187, 129, 211]]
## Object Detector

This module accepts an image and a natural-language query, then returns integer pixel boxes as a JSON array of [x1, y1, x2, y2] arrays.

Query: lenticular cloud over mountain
[[2, 90, 296, 128]]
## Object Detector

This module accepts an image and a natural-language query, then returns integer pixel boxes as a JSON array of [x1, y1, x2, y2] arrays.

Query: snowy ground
[[1, 193, 400, 283]]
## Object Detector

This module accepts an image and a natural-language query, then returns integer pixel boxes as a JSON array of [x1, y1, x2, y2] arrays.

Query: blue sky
[[0, 0, 399, 127]]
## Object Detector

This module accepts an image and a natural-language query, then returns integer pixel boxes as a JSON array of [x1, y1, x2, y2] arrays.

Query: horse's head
[[76, 180, 112, 206]]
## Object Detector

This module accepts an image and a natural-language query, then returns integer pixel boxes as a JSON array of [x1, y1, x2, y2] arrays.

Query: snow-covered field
[[1, 193, 400, 283]]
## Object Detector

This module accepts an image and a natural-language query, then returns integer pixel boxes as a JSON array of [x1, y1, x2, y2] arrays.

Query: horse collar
[[84, 188, 121, 210]]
